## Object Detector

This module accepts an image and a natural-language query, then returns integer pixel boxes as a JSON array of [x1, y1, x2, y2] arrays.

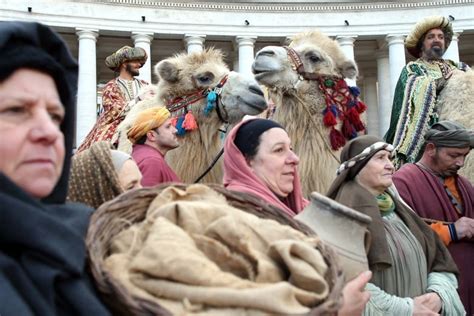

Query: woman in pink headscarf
[[223, 118, 308, 217], [223, 118, 372, 315]]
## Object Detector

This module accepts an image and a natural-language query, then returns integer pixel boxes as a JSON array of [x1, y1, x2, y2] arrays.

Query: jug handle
[[364, 229, 371, 254]]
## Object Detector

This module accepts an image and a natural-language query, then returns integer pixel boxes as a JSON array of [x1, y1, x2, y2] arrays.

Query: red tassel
[[170, 117, 178, 127], [182, 110, 198, 131], [342, 119, 355, 138], [346, 107, 360, 124], [353, 120, 366, 132], [323, 109, 337, 127], [356, 100, 367, 113], [329, 128, 346, 150]]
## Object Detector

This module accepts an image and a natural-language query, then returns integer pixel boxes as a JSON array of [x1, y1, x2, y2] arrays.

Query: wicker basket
[[86, 184, 344, 315]]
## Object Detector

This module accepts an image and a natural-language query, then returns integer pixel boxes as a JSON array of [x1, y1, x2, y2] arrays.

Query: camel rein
[[193, 124, 228, 183]]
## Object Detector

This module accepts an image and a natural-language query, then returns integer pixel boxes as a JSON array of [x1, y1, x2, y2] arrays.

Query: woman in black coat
[[0, 21, 109, 315]]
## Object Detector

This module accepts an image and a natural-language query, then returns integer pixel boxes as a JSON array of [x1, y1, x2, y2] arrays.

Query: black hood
[[0, 21, 78, 204]]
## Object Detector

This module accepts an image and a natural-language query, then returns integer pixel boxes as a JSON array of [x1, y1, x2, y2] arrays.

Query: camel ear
[[155, 60, 179, 83], [339, 59, 358, 80]]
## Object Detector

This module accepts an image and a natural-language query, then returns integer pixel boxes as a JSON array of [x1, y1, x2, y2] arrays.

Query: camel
[[116, 48, 267, 183], [252, 31, 366, 196], [437, 68, 474, 182]]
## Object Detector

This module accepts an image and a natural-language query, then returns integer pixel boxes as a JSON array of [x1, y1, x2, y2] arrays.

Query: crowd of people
[[0, 14, 472, 316]]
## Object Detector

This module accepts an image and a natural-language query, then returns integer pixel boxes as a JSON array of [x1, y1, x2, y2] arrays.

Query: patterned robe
[[77, 78, 148, 152], [384, 58, 468, 168]]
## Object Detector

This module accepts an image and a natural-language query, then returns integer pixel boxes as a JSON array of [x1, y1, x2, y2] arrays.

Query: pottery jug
[[295, 191, 372, 281]]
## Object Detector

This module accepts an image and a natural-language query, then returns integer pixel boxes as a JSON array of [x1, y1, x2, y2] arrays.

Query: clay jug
[[295, 191, 371, 281]]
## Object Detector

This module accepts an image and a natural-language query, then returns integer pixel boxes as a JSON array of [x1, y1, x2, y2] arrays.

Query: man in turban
[[78, 45, 150, 152], [393, 120, 474, 314], [384, 16, 470, 168], [128, 107, 181, 187]]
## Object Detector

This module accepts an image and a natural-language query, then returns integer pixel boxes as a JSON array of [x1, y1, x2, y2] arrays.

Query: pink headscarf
[[223, 118, 308, 217]]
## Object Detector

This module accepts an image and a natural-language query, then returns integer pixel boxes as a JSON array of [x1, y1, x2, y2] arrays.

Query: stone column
[[363, 75, 380, 137], [132, 32, 153, 83], [76, 29, 98, 148], [236, 36, 256, 78], [386, 34, 406, 102], [336, 35, 357, 86], [376, 50, 392, 137], [443, 32, 461, 63], [184, 34, 206, 54]]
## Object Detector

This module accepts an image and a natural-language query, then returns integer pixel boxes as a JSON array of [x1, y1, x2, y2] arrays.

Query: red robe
[[393, 163, 474, 314], [131, 144, 181, 187], [77, 78, 148, 152]]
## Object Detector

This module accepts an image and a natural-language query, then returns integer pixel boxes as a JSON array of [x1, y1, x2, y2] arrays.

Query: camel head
[[253, 30, 358, 90], [154, 47, 267, 126]]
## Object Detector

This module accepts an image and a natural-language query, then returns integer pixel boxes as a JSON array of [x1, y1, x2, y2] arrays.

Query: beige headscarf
[[68, 142, 124, 209], [127, 107, 171, 144], [405, 15, 453, 58], [105, 46, 147, 71]]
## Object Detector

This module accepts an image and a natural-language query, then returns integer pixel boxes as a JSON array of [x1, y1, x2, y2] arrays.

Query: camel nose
[[248, 84, 264, 96]]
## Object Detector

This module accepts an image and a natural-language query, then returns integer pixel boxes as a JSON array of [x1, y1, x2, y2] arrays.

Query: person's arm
[[425, 272, 465, 316], [363, 282, 414, 315]]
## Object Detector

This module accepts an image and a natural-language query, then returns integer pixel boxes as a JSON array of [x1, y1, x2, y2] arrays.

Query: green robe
[[384, 58, 468, 168]]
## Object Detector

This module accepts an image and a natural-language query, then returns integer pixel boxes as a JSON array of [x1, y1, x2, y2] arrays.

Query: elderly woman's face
[[357, 150, 394, 195], [0, 69, 65, 198], [118, 159, 143, 191], [248, 128, 300, 197]]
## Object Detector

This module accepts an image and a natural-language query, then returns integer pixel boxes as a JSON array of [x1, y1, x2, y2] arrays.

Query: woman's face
[[0, 69, 65, 198], [248, 128, 300, 197], [117, 159, 143, 191], [357, 150, 395, 195]]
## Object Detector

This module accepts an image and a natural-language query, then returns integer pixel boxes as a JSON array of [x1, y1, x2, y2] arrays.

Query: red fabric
[[131, 144, 181, 187], [77, 78, 148, 152], [393, 163, 474, 314], [223, 119, 308, 217]]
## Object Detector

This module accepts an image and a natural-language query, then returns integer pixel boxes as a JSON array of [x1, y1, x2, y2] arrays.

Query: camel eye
[[308, 54, 321, 63], [196, 72, 215, 85]]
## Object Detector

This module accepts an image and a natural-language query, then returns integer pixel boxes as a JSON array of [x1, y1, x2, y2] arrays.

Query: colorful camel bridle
[[284, 46, 367, 151], [166, 74, 229, 136]]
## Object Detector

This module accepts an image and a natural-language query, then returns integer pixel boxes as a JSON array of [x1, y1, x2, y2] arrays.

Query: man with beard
[[78, 46, 149, 152], [384, 16, 470, 168], [393, 120, 474, 314], [127, 107, 181, 187]]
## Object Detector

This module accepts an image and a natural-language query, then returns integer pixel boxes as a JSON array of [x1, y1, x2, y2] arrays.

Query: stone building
[[1, 0, 473, 146]]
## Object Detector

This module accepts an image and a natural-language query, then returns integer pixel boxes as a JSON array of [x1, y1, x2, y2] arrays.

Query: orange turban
[[127, 107, 171, 144]]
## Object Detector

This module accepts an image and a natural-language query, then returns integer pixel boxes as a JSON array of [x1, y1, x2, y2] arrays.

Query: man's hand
[[454, 217, 474, 239], [338, 271, 372, 316], [413, 292, 442, 315]]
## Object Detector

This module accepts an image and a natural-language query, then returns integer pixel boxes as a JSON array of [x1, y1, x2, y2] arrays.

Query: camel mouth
[[241, 97, 268, 113], [253, 70, 273, 82]]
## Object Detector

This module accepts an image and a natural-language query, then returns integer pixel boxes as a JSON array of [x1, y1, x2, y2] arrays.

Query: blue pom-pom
[[349, 86, 360, 97], [205, 91, 217, 116], [176, 115, 186, 136], [330, 104, 338, 116]]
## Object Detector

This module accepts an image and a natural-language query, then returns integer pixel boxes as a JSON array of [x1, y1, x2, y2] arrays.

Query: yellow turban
[[127, 107, 171, 144]]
